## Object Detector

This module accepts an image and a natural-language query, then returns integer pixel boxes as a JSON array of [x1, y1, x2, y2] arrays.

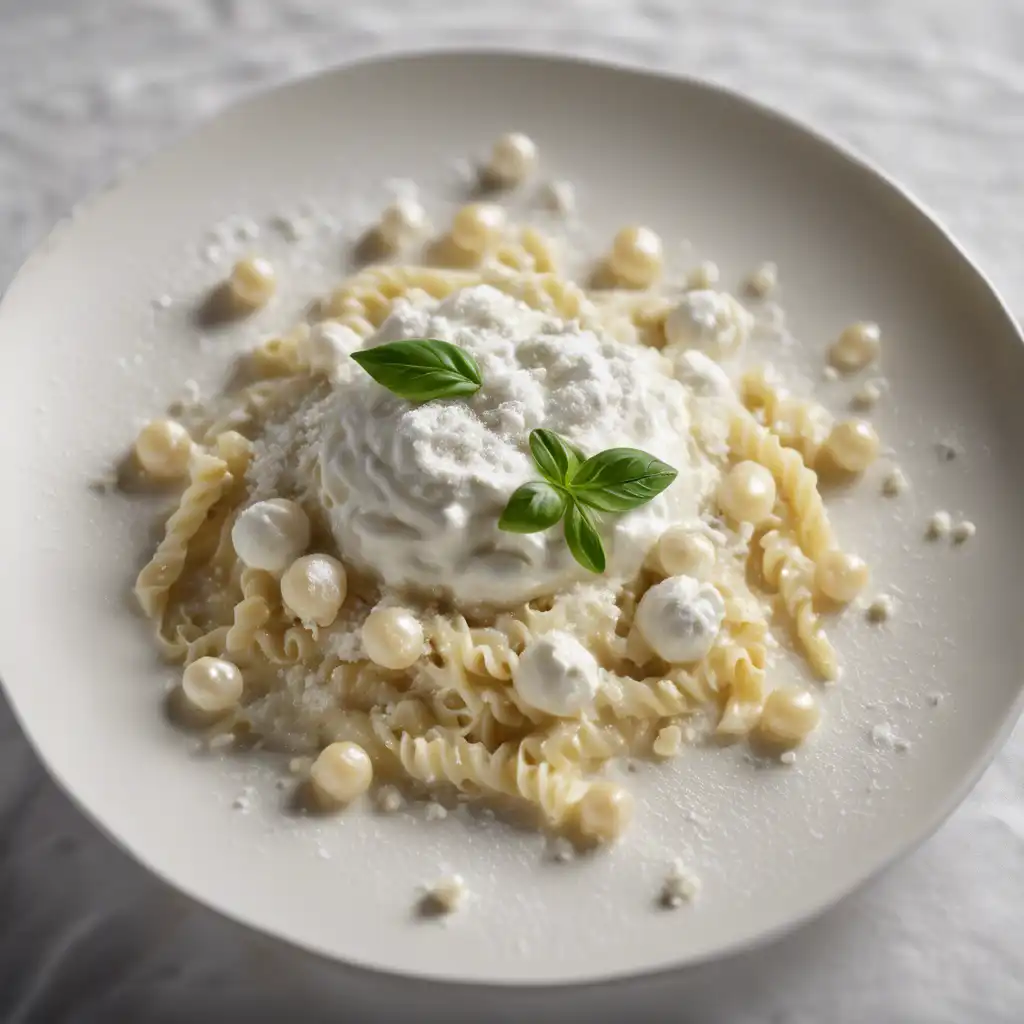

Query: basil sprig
[[499, 429, 678, 574], [350, 339, 482, 402]]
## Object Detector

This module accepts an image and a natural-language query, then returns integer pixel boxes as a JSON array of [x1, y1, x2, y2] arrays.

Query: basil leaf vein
[[570, 447, 678, 512]]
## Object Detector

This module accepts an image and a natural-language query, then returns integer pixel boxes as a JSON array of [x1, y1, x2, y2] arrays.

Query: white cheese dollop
[[300, 322, 362, 378], [635, 575, 725, 663], [231, 498, 310, 572], [513, 631, 600, 717], [320, 285, 712, 608], [670, 349, 734, 398], [664, 290, 752, 360]]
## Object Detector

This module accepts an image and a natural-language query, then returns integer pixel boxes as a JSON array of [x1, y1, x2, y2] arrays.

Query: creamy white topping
[[301, 322, 362, 378], [319, 285, 711, 608], [513, 630, 600, 716], [670, 349, 733, 398], [664, 290, 752, 360], [635, 574, 725, 663]]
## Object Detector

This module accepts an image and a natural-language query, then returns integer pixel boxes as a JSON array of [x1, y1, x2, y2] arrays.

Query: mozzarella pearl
[[513, 631, 600, 717], [717, 461, 777, 524], [487, 132, 538, 185], [135, 418, 193, 478], [228, 256, 276, 308], [635, 575, 725, 664], [758, 687, 821, 745], [231, 499, 310, 572], [362, 607, 424, 670], [280, 554, 347, 627], [815, 550, 869, 603], [609, 226, 663, 287], [664, 290, 752, 359], [300, 321, 361, 377], [824, 419, 880, 472], [655, 527, 717, 579], [310, 742, 373, 806], [578, 783, 634, 841], [451, 203, 506, 253], [829, 321, 881, 373], [377, 196, 429, 249], [182, 656, 243, 714]]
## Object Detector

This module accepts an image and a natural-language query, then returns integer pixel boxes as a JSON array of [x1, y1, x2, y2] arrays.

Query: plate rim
[[1, 44, 1023, 989]]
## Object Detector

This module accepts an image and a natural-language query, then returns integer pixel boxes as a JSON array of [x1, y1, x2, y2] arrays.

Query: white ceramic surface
[[1, 50, 1022, 989]]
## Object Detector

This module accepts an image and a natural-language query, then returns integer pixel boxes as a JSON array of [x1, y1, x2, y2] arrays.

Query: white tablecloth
[[2, 2, 1022, 1020]]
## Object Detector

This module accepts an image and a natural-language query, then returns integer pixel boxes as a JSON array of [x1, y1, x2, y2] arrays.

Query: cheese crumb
[[541, 180, 575, 216], [660, 860, 702, 908], [686, 260, 720, 290], [870, 722, 910, 752], [881, 467, 908, 497], [822, 365, 840, 382], [744, 261, 777, 298], [926, 511, 952, 540], [779, 750, 797, 765], [851, 379, 885, 410], [420, 875, 467, 917], [549, 837, 576, 863], [377, 785, 404, 813], [425, 801, 448, 821], [653, 724, 684, 758], [952, 520, 976, 545]]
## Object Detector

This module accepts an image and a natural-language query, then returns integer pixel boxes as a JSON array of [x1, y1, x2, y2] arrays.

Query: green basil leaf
[[563, 501, 606, 574], [350, 339, 482, 401], [498, 482, 568, 534], [529, 428, 587, 486], [570, 447, 678, 513]]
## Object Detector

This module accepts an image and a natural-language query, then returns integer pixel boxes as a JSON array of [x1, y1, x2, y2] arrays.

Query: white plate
[[1, 51, 1022, 987]]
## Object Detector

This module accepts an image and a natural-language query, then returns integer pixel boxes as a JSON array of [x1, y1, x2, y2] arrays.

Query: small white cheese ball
[[135, 418, 193, 478], [300, 321, 362, 377], [670, 349, 734, 398], [578, 782, 634, 841], [362, 607, 424, 670], [281, 554, 348, 627], [451, 202, 506, 253], [717, 461, 777, 524], [635, 575, 726, 664], [814, 550, 869, 604], [231, 499, 311, 572], [758, 686, 821, 745], [182, 656, 243, 714], [377, 196, 429, 249], [310, 741, 373, 806], [609, 225, 663, 287], [487, 132, 538, 185], [655, 526, 717, 579], [228, 256, 276, 308], [664, 290, 753, 360], [829, 321, 881, 373], [824, 419, 880, 472], [513, 631, 600, 717]]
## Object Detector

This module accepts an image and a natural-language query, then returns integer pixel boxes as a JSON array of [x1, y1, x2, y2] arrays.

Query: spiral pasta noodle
[[135, 451, 232, 621], [728, 410, 837, 563]]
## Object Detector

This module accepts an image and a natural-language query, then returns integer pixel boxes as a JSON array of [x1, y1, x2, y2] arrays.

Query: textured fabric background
[[1, 2, 1022, 1021]]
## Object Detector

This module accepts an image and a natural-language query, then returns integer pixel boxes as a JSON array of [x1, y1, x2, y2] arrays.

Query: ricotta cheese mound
[[319, 285, 715, 609]]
